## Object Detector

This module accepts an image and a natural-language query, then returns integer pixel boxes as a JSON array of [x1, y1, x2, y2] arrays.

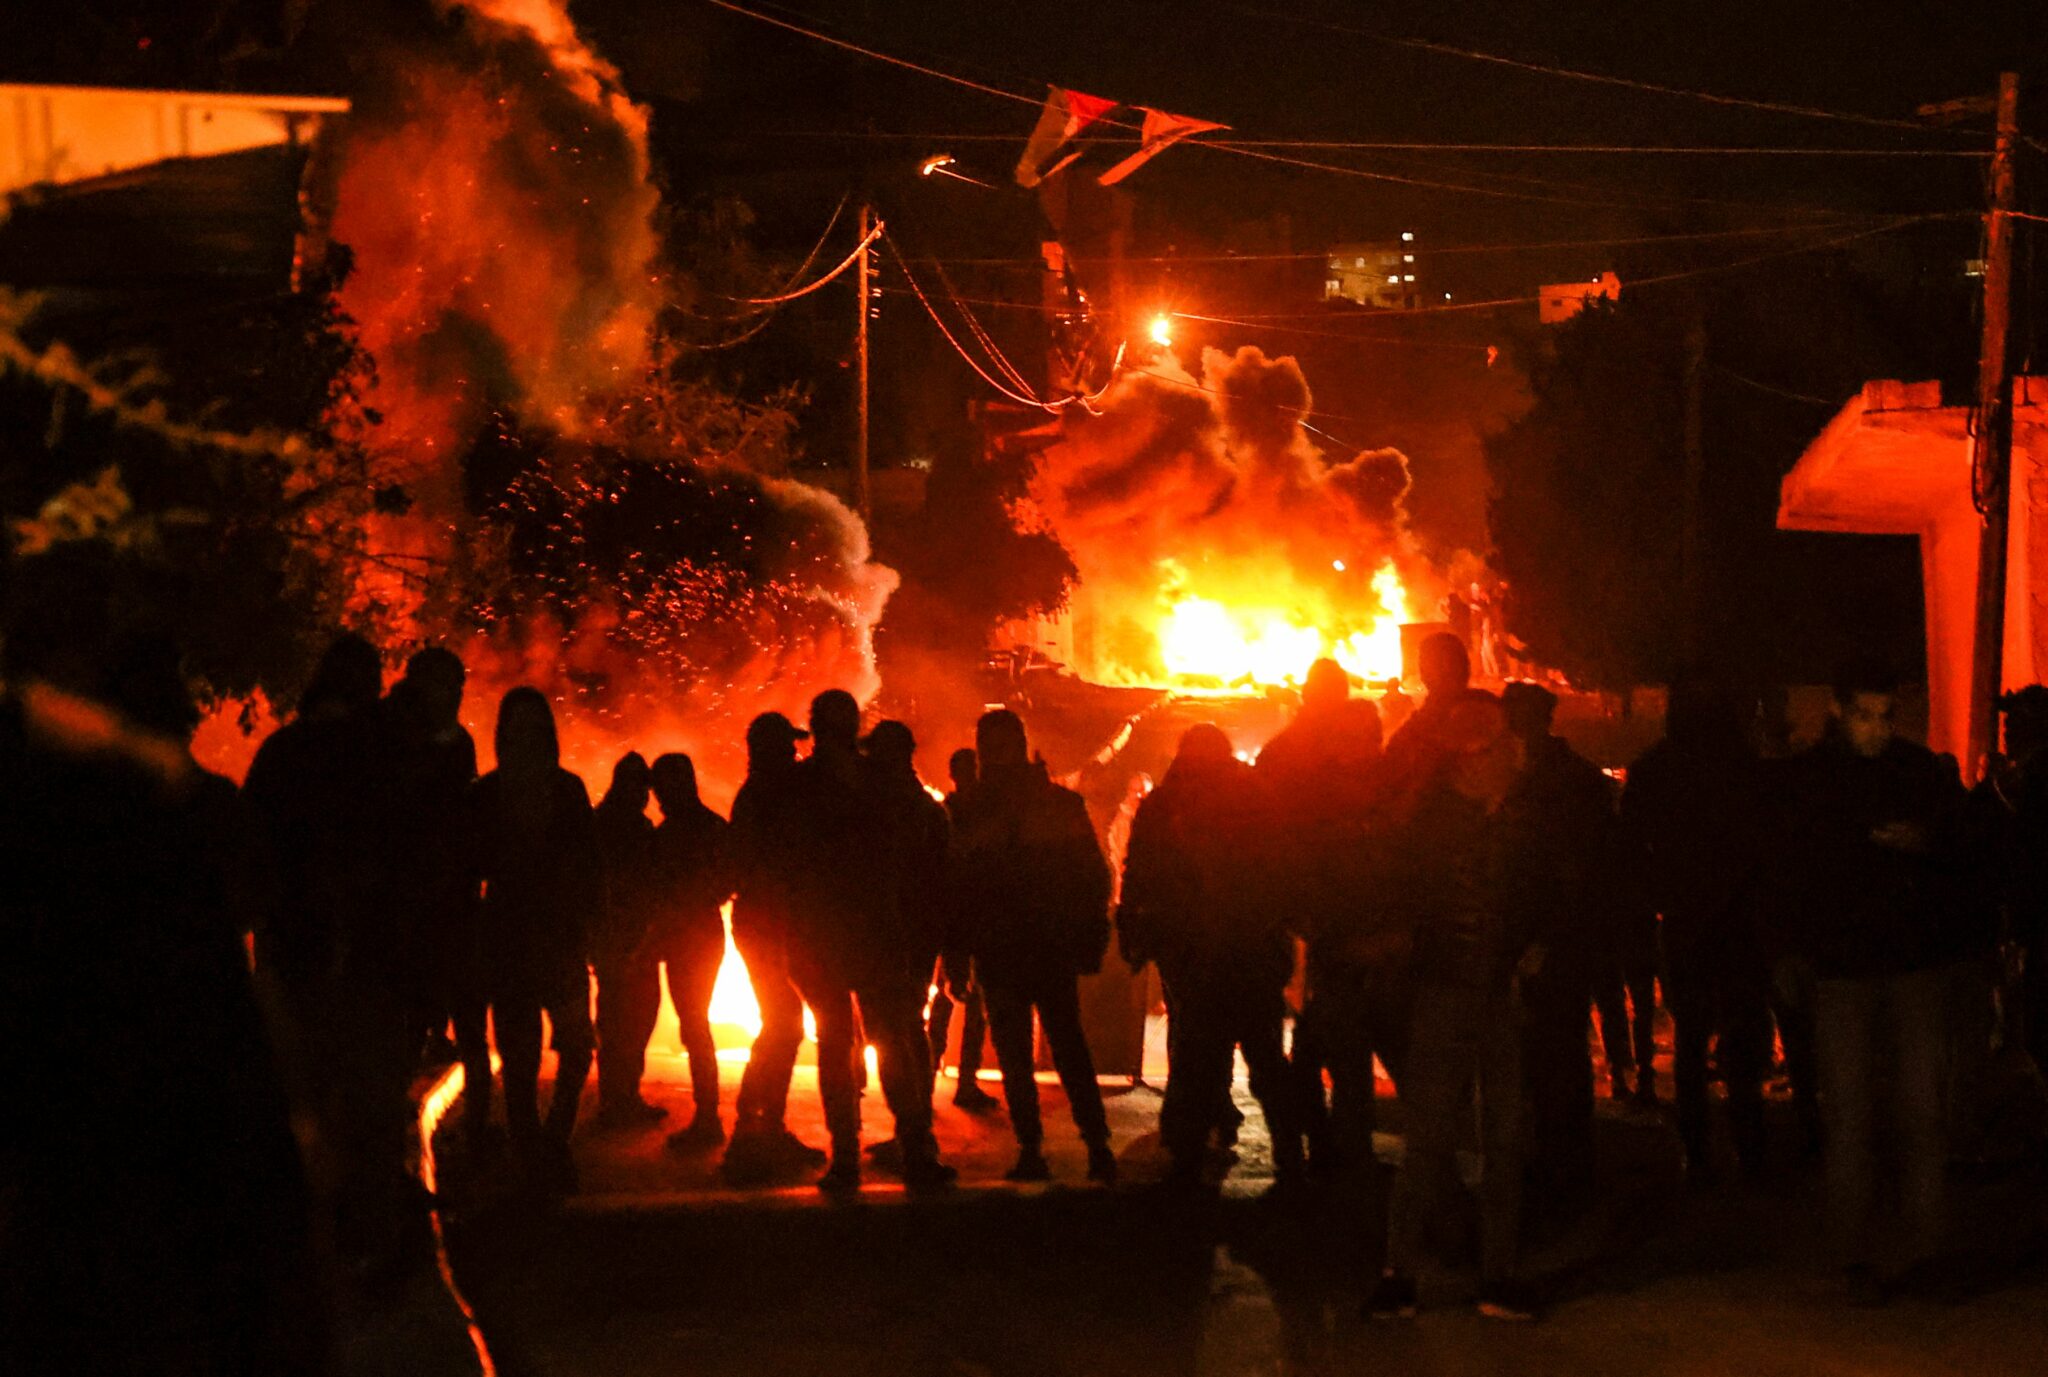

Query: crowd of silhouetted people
[[9, 615, 2048, 1368]]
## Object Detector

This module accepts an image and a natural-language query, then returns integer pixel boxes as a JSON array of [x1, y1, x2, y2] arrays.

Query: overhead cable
[[1226, 4, 1985, 138]]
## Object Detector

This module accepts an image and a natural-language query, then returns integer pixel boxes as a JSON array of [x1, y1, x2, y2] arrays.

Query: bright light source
[[1400, 231, 1415, 242], [918, 153, 955, 177], [1444, 292, 1453, 300], [1402, 254, 1414, 263], [1403, 274, 1415, 282], [1149, 313, 1174, 347], [1386, 274, 1400, 284], [1332, 559, 1347, 572]]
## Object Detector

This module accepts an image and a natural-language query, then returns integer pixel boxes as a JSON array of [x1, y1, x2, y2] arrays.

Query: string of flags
[[1014, 86, 1229, 188]]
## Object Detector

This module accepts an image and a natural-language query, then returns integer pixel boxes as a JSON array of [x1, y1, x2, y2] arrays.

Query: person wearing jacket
[[1119, 723, 1300, 1190], [469, 687, 599, 1193], [590, 753, 665, 1131], [1367, 690, 1559, 1323], [950, 710, 1117, 1184], [649, 753, 734, 1152], [721, 712, 828, 1182], [1774, 661, 1978, 1298]]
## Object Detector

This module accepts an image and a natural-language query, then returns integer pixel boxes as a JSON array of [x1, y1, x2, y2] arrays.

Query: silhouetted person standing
[[592, 752, 666, 1130], [2, 607, 324, 1372], [784, 691, 953, 1191], [382, 647, 478, 1070], [1121, 724, 1301, 1190], [649, 752, 733, 1151], [242, 635, 422, 1271], [1776, 662, 1975, 1298], [1258, 659, 1385, 1175], [1369, 691, 1557, 1323], [951, 710, 1117, 1183], [1501, 682, 1611, 1203], [1622, 683, 1770, 1182], [721, 712, 828, 1182], [930, 745, 996, 1111], [1377, 633, 1472, 823], [470, 688, 598, 1193]]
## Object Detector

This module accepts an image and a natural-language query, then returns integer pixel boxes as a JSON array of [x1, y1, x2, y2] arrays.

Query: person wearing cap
[[782, 691, 953, 1192], [721, 711, 829, 1183]]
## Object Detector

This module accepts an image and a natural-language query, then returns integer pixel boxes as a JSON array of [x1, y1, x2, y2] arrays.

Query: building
[[1539, 271, 1622, 324], [1777, 376, 2048, 764], [1325, 231, 1421, 309]]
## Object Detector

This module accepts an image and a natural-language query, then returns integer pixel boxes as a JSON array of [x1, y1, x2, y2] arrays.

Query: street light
[[1149, 313, 1174, 348], [918, 153, 991, 188]]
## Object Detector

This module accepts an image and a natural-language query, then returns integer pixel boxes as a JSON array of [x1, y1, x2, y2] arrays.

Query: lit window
[[1386, 274, 1400, 284], [1403, 254, 1414, 264], [1355, 256, 1366, 268], [1400, 231, 1415, 242], [1403, 274, 1415, 282], [1325, 279, 1340, 295]]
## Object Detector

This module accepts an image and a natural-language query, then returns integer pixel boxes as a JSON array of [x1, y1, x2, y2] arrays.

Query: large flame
[[1028, 346, 1436, 692]]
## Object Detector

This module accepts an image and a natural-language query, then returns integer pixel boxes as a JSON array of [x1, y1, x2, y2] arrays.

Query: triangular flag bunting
[[1096, 107, 1229, 186], [1015, 87, 1120, 188]]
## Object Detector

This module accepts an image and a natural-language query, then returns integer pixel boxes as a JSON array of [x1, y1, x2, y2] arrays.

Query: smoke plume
[[1028, 345, 1435, 686]]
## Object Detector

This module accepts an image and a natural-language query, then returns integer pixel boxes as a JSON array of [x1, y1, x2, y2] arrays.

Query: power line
[[1711, 363, 1840, 407], [772, 130, 1986, 157], [724, 215, 884, 304], [900, 218, 1901, 269], [1225, 3, 1985, 138], [708, 0, 1871, 219]]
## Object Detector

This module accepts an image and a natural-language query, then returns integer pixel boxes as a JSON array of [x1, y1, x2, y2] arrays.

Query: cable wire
[[727, 216, 884, 304], [1225, 4, 1986, 138]]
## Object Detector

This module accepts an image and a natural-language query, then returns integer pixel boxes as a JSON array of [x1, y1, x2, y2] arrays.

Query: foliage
[[1483, 301, 1686, 692]]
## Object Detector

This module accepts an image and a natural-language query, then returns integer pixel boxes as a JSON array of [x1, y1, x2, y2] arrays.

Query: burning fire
[[1155, 558, 1412, 689], [1026, 346, 1438, 695]]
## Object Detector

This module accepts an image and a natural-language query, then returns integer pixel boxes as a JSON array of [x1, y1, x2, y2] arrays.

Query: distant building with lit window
[[1325, 232, 1420, 309]]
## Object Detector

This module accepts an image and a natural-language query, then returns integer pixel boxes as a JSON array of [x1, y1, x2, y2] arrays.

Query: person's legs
[[1628, 969, 1660, 1091], [1814, 975, 1878, 1268], [1887, 965, 1951, 1267], [1236, 984, 1304, 1179], [1591, 961, 1634, 1087], [860, 982, 939, 1163], [1160, 972, 1238, 1175], [593, 953, 661, 1111], [542, 965, 593, 1142], [1666, 967, 1715, 1171], [1719, 975, 1774, 1175], [733, 923, 804, 1130], [959, 978, 989, 1081], [925, 962, 956, 1081], [984, 983, 1044, 1149], [792, 965, 861, 1162], [1317, 965, 1378, 1164], [664, 926, 726, 1122], [1477, 1001, 1526, 1288], [1036, 976, 1110, 1146], [494, 994, 544, 1148], [452, 988, 494, 1135], [1386, 987, 1479, 1280]]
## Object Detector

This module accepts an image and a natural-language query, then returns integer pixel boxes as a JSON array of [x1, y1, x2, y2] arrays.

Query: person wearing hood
[[1119, 723, 1300, 1190], [951, 710, 1117, 1184], [590, 752, 665, 1131], [468, 688, 599, 1193], [648, 752, 734, 1152]]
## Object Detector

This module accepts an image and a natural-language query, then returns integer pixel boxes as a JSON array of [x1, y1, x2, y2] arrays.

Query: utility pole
[[854, 201, 873, 522], [1965, 72, 2021, 781], [1679, 311, 1707, 667]]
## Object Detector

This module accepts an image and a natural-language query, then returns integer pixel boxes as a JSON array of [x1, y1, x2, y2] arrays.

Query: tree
[[1484, 301, 1686, 692]]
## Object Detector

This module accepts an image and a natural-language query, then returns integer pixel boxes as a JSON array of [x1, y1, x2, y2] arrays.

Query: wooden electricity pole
[[1964, 72, 2021, 780], [854, 201, 873, 522]]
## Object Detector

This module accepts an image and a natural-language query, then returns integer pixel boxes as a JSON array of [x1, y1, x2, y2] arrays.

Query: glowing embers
[[1145, 557, 1413, 691]]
